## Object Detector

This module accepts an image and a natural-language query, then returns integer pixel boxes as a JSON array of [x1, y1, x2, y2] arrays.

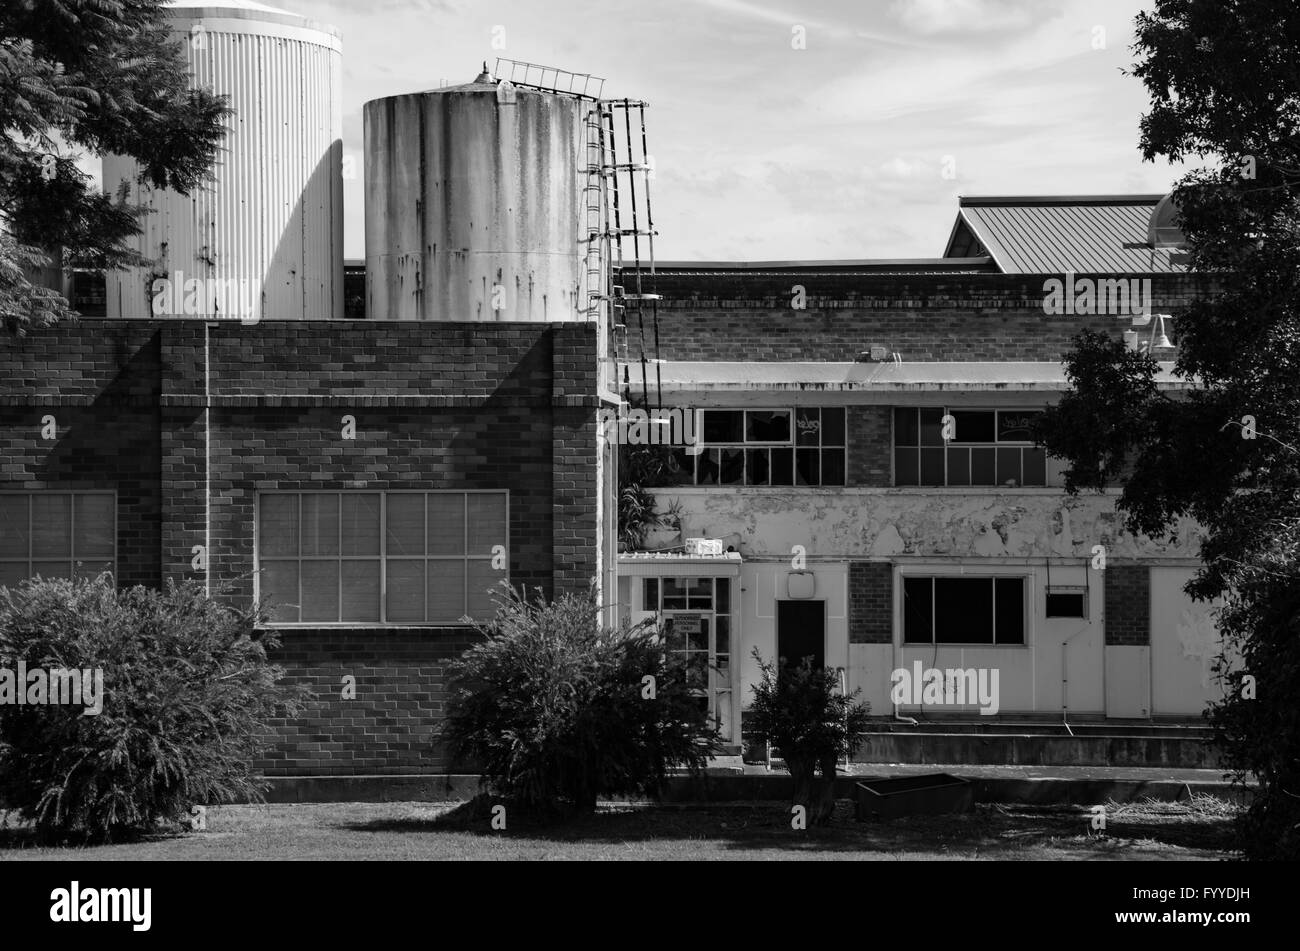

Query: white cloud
[[889, 0, 1049, 35]]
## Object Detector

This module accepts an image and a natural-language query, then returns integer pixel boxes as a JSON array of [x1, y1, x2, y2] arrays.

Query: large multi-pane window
[[258, 491, 508, 624], [0, 492, 116, 587], [902, 576, 1026, 645], [642, 576, 733, 737], [894, 408, 1046, 487], [670, 408, 846, 486]]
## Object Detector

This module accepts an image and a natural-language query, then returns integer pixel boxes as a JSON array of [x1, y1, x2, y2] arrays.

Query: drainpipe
[[204, 322, 212, 597], [892, 637, 919, 726], [837, 667, 851, 770]]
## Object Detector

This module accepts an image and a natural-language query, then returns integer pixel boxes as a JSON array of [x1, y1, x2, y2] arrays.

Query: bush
[[444, 584, 721, 815], [0, 574, 307, 842], [746, 650, 871, 826]]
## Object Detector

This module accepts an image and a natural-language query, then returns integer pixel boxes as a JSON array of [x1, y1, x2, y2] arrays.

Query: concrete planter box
[[856, 773, 974, 820]]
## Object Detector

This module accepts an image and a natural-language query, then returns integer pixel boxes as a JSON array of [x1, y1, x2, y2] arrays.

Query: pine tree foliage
[[0, 0, 228, 333]]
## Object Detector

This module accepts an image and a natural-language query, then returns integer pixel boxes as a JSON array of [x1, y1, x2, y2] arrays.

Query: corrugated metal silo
[[364, 70, 584, 321], [104, 0, 344, 320]]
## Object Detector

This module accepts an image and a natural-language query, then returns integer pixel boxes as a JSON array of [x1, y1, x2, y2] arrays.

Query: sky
[[294, 0, 1184, 262]]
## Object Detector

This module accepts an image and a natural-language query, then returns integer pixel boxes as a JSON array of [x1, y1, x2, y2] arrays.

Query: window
[[1046, 588, 1088, 619], [902, 576, 1025, 645], [894, 408, 1046, 487], [257, 491, 508, 624], [643, 576, 733, 737], [0, 492, 115, 587], [671, 408, 846, 487]]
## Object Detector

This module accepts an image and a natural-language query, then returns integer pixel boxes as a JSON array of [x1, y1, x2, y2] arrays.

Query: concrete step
[[851, 732, 1219, 769], [741, 720, 1219, 768], [861, 718, 1213, 739]]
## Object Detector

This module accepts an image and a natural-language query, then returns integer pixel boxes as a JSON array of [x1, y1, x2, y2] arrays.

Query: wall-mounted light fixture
[[1125, 313, 1174, 352]]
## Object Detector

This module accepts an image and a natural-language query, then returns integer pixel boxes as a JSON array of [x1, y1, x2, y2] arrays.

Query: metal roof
[[944, 196, 1187, 275], [623, 361, 1187, 393], [640, 258, 997, 273]]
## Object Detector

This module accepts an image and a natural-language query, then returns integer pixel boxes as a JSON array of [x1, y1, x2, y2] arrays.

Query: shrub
[[444, 584, 721, 815], [0, 574, 308, 842], [746, 650, 871, 826]]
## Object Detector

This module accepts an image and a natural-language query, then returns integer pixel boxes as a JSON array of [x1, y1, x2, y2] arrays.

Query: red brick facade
[[623, 272, 1214, 362], [1104, 565, 1151, 646], [0, 319, 601, 775], [849, 562, 893, 645]]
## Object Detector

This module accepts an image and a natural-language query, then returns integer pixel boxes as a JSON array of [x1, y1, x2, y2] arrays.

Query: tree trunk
[[786, 754, 816, 822], [812, 753, 840, 825]]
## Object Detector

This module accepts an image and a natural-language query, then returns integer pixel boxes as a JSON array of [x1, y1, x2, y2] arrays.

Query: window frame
[[893, 406, 1048, 488], [254, 489, 509, 627], [899, 572, 1029, 647], [676, 406, 847, 487], [0, 490, 118, 586], [642, 575, 735, 738]]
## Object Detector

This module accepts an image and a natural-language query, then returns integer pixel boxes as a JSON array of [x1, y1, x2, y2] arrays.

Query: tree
[[443, 585, 721, 816], [1035, 0, 1300, 858], [0, 574, 307, 842], [746, 651, 871, 826], [0, 0, 228, 333]]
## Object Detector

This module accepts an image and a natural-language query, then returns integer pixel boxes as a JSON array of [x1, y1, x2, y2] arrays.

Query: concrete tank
[[364, 71, 584, 321], [103, 0, 344, 321]]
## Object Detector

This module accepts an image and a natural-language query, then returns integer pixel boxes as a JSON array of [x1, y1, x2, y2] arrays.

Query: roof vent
[[1148, 193, 1186, 249]]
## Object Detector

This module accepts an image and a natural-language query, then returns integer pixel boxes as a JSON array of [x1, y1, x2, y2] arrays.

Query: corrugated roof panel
[[951, 199, 1185, 274]]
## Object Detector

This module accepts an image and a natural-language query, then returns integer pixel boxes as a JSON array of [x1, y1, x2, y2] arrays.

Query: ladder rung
[[619, 294, 663, 301]]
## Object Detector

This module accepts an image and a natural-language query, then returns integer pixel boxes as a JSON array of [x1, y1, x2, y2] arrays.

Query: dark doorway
[[777, 600, 826, 669]]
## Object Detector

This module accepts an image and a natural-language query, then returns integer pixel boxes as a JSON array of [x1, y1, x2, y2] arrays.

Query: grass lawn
[[0, 795, 1241, 861]]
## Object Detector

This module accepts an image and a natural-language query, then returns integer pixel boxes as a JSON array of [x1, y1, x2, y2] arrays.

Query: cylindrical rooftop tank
[[364, 71, 584, 321], [104, 0, 344, 320]]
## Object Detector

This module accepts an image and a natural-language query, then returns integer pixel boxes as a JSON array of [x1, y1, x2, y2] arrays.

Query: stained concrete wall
[[646, 487, 1205, 562], [645, 486, 1215, 723]]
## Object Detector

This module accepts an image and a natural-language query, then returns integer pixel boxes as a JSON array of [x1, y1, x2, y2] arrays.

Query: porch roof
[[618, 551, 743, 578]]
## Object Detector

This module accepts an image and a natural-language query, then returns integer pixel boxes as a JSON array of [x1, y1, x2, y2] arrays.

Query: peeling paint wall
[[646, 487, 1204, 562]]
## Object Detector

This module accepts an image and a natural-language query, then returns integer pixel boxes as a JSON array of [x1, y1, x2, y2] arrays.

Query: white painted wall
[[627, 489, 1211, 723], [737, 562, 848, 721], [1150, 567, 1227, 715]]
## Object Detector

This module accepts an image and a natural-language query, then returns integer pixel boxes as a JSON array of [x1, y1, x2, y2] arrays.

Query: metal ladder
[[598, 99, 663, 409]]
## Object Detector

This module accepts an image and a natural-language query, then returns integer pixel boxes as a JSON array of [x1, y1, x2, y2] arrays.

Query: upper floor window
[[257, 491, 508, 625], [0, 492, 116, 587], [894, 408, 1046, 487], [672, 408, 845, 487]]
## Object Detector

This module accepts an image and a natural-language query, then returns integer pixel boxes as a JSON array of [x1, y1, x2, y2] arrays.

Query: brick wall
[[849, 561, 893, 644], [1104, 565, 1151, 645], [0, 318, 601, 776], [0, 325, 163, 588], [261, 629, 481, 775], [848, 406, 892, 487], [622, 273, 1215, 362]]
